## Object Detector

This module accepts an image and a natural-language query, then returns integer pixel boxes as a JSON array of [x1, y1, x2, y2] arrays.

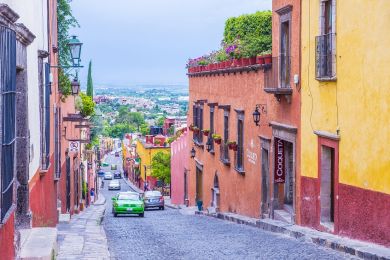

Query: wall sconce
[[252, 104, 267, 126], [190, 147, 196, 159]]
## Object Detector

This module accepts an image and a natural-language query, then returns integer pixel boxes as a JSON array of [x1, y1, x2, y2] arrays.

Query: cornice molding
[[15, 23, 35, 46], [0, 4, 19, 26]]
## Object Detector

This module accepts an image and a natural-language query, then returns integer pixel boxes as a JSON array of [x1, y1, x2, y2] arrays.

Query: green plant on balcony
[[75, 92, 95, 117]]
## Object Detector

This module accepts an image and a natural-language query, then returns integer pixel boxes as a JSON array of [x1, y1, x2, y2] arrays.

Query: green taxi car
[[112, 192, 144, 217], [102, 162, 109, 167]]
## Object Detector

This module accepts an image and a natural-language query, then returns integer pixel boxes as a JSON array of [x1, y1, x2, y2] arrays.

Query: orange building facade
[[187, 0, 301, 222]]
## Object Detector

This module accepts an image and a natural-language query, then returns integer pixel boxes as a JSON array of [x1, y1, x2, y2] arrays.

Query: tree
[[151, 152, 171, 184], [75, 92, 95, 117], [156, 116, 165, 127], [86, 60, 93, 98], [57, 0, 79, 99]]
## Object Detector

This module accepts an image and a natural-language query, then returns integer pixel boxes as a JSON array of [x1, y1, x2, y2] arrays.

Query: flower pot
[[193, 128, 200, 133], [228, 143, 237, 150], [203, 131, 210, 136], [264, 54, 272, 64], [214, 138, 222, 144], [249, 57, 257, 65], [256, 55, 265, 65], [242, 57, 251, 66]]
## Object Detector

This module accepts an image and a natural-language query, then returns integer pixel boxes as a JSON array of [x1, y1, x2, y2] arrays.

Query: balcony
[[315, 33, 336, 81], [264, 56, 293, 102]]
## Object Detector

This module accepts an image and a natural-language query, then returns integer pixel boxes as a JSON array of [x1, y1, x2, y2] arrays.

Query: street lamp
[[190, 147, 196, 159], [68, 35, 83, 67], [252, 105, 261, 126], [206, 137, 213, 152], [71, 77, 80, 95]]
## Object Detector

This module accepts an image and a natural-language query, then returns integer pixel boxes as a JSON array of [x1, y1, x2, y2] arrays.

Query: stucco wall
[[171, 130, 189, 205], [2, 0, 49, 180], [300, 0, 390, 244]]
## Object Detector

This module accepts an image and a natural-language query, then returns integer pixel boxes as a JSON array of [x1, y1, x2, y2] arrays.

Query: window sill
[[234, 167, 245, 175], [316, 76, 337, 82], [219, 158, 230, 166]]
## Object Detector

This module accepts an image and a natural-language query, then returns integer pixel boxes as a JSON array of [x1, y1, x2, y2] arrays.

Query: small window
[[236, 116, 244, 171], [209, 107, 215, 152]]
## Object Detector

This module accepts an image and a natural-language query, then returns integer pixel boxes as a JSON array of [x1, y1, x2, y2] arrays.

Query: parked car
[[111, 164, 117, 170], [115, 152, 119, 157], [112, 192, 144, 217], [144, 191, 164, 210], [108, 180, 121, 190], [113, 172, 121, 179], [102, 162, 109, 167], [104, 172, 113, 180], [97, 171, 105, 177]]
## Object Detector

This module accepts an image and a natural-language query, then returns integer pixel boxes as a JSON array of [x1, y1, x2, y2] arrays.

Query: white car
[[108, 180, 121, 190], [104, 172, 113, 180]]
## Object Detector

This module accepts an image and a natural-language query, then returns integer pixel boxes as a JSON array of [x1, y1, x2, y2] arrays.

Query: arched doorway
[[211, 173, 220, 210]]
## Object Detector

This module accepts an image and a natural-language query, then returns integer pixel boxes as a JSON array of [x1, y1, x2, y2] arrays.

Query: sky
[[70, 0, 272, 88]]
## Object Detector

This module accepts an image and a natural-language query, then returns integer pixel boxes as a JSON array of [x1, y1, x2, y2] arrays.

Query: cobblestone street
[[101, 155, 353, 260]]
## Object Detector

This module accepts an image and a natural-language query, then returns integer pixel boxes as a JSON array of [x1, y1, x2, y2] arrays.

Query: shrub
[[75, 92, 95, 117]]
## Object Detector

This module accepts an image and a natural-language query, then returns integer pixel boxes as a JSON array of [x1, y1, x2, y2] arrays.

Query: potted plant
[[262, 50, 272, 64], [154, 139, 161, 146], [189, 124, 195, 131], [202, 129, 210, 136], [192, 126, 200, 133], [212, 134, 222, 144], [227, 141, 238, 151]]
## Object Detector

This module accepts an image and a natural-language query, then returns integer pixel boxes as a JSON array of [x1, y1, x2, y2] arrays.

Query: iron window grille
[[315, 33, 336, 80], [264, 55, 291, 90], [0, 26, 16, 222], [235, 117, 244, 172]]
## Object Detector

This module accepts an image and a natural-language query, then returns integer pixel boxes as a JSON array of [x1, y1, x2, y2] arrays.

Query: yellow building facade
[[300, 0, 390, 246], [136, 140, 170, 189]]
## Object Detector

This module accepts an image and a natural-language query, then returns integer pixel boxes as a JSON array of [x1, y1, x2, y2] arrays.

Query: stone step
[[19, 227, 57, 260], [274, 209, 292, 224]]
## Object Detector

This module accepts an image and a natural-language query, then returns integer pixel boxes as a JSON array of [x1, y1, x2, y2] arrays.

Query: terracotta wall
[[0, 212, 15, 260], [29, 154, 58, 227], [171, 129, 189, 205], [188, 70, 271, 218]]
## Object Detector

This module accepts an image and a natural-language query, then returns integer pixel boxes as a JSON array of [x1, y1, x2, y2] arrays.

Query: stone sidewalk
[[195, 211, 390, 260], [56, 195, 110, 260]]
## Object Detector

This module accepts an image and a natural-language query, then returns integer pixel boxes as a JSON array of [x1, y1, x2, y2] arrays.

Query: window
[[280, 20, 290, 88], [209, 106, 215, 152], [192, 103, 203, 144], [220, 109, 230, 164], [54, 107, 61, 180], [38, 54, 51, 170], [0, 26, 16, 222], [316, 0, 336, 79], [235, 113, 244, 172]]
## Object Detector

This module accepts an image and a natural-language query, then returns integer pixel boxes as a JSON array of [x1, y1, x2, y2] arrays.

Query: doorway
[[320, 146, 335, 230], [261, 148, 270, 217], [195, 166, 203, 203], [211, 174, 220, 209], [283, 141, 294, 211], [184, 169, 188, 206]]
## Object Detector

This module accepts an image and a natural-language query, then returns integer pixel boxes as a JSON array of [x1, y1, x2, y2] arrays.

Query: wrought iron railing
[[315, 33, 336, 79], [0, 25, 16, 222], [264, 55, 291, 91]]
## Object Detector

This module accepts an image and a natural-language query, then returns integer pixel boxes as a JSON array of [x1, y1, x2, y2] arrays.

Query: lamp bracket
[[256, 104, 267, 114]]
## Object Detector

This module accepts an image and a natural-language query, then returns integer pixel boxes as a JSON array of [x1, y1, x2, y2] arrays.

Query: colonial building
[[300, 0, 390, 246], [136, 136, 170, 190], [187, 2, 300, 220]]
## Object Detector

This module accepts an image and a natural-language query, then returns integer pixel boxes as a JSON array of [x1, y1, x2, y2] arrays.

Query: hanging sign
[[274, 138, 285, 183], [69, 141, 80, 152]]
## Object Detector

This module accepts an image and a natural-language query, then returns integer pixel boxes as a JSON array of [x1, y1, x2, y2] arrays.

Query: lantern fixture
[[253, 105, 261, 126], [71, 77, 80, 95], [206, 136, 213, 152], [190, 147, 196, 159], [68, 35, 83, 67]]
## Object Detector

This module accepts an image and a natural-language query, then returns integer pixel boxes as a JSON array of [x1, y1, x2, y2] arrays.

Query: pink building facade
[[170, 129, 189, 205]]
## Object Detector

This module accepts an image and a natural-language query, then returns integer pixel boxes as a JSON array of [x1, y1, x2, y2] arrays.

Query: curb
[[195, 211, 390, 260]]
